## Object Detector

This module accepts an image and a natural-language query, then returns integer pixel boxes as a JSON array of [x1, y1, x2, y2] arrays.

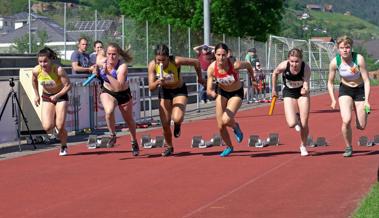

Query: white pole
[[95, 10, 98, 41], [28, 0, 31, 53], [203, 0, 210, 45], [64, 3, 67, 59], [146, 21, 149, 66], [121, 15, 125, 49], [188, 27, 191, 58], [168, 24, 171, 54]]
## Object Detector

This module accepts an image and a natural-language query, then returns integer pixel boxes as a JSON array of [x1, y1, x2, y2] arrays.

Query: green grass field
[[353, 182, 379, 218]]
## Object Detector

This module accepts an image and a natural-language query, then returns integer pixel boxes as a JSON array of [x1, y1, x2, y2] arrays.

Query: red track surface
[[1, 88, 379, 218]]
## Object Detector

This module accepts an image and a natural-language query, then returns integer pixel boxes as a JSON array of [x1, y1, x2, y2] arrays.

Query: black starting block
[[358, 135, 378, 147], [307, 136, 327, 147], [248, 133, 279, 148], [141, 135, 165, 148], [192, 134, 222, 148], [87, 135, 114, 149]]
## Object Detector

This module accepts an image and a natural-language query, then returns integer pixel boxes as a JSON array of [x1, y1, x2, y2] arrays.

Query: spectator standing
[[71, 37, 94, 74]]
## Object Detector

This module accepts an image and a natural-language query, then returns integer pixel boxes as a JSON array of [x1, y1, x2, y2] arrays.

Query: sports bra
[[155, 61, 180, 85], [99, 60, 126, 83], [37, 64, 62, 88], [214, 59, 239, 85], [337, 53, 361, 81], [282, 61, 305, 89]]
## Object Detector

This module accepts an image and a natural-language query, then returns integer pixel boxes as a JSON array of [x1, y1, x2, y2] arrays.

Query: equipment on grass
[[83, 74, 97, 86], [248, 133, 279, 147], [268, 95, 277, 116], [191, 134, 222, 148], [141, 135, 165, 148]]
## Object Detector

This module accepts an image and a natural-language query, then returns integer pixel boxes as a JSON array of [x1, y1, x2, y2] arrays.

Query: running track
[[1, 88, 378, 218]]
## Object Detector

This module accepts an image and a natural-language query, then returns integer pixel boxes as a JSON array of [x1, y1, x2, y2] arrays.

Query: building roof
[[0, 18, 75, 43], [11, 12, 47, 21], [311, 37, 334, 42]]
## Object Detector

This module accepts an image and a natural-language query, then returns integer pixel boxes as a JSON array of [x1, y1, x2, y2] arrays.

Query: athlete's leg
[[41, 101, 56, 132], [171, 95, 188, 137], [55, 101, 68, 146], [159, 99, 173, 147], [283, 97, 298, 128], [354, 101, 367, 130], [216, 95, 231, 146], [221, 96, 242, 128], [119, 99, 137, 142], [339, 96, 354, 147], [100, 92, 118, 136], [297, 95, 310, 146]]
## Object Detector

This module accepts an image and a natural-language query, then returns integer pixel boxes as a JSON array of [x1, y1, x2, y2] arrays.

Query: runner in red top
[[207, 43, 256, 157]]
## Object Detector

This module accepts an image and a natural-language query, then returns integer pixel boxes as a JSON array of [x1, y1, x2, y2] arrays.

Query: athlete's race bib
[[40, 80, 57, 89], [217, 74, 236, 85], [285, 80, 303, 88]]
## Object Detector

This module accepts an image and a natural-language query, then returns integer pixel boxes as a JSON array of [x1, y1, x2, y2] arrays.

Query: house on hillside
[[0, 16, 15, 35], [0, 12, 76, 58], [306, 3, 334, 12], [306, 4, 323, 11], [324, 4, 333, 12], [0, 12, 117, 60]]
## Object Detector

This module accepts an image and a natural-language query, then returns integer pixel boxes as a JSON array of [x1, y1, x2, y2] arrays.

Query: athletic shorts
[[41, 92, 69, 104], [339, 83, 365, 101], [101, 86, 132, 105], [216, 86, 244, 100], [282, 87, 303, 99], [158, 83, 188, 100]]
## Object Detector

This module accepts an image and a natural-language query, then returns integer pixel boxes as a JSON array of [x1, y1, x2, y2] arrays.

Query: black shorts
[[158, 83, 188, 100], [101, 86, 132, 105], [282, 87, 303, 99], [216, 86, 244, 100], [42, 92, 69, 104], [339, 83, 365, 101]]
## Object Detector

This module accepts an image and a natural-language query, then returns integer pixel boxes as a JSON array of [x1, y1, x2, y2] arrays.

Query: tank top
[[37, 64, 62, 89], [214, 59, 239, 85], [155, 61, 180, 85], [336, 53, 361, 81], [282, 61, 305, 89]]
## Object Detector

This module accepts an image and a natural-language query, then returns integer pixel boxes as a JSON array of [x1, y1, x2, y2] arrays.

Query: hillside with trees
[[286, 0, 379, 26]]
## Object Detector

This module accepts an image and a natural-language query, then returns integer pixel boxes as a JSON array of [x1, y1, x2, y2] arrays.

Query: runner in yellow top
[[148, 44, 205, 156], [32, 47, 71, 156]]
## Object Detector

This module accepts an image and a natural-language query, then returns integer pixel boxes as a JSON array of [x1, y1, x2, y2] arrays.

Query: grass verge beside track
[[353, 183, 379, 218]]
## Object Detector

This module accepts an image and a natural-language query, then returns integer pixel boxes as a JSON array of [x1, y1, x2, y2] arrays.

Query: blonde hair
[[287, 48, 303, 59], [336, 35, 353, 47]]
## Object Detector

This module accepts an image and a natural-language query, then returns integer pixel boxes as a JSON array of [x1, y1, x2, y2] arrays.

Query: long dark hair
[[214, 43, 229, 53], [107, 42, 132, 63], [37, 47, 58, 60], [154, 44, 169, 56]]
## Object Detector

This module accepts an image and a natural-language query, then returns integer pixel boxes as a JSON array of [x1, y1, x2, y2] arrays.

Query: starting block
[[192, 134, 222, 148], [358, 135, 378, 146], [87, 135, 114, 149], [307, 136, 327, 147], [248, 133, 279, 148], [141, 135, 165, 148]]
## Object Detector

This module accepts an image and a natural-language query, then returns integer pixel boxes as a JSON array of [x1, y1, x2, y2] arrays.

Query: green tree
[[13, 30, 48, 53], [119, 0, 284, 41], [0, 0, 28, 15]]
